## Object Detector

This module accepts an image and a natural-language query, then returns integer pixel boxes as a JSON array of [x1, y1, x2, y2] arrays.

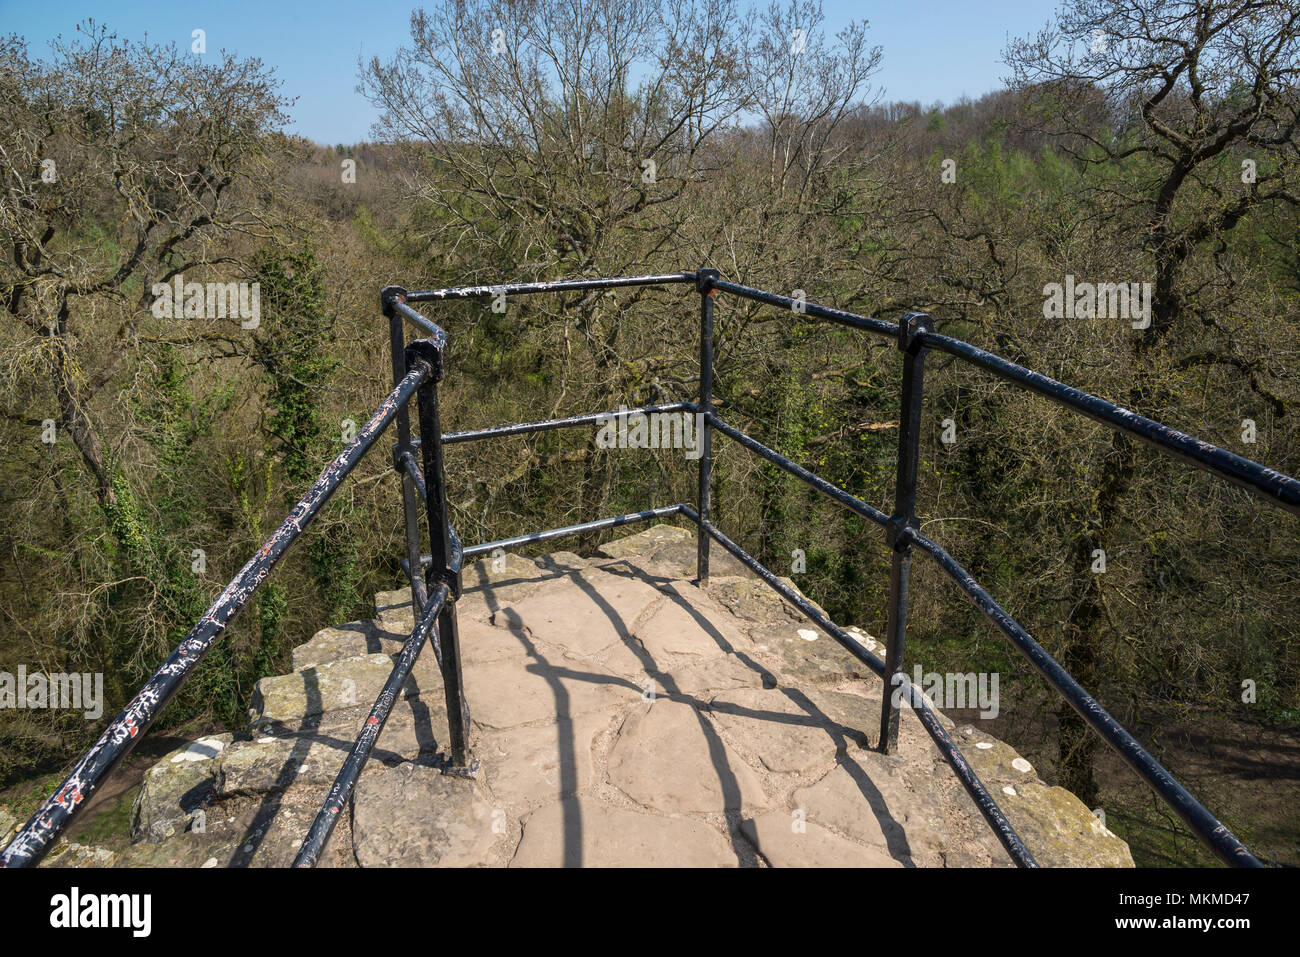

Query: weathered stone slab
[[456, 552, 593, 623], [792, 755, 945, 866], [708, 688, 867, 775], [1002, 780, 1133, 867], [118, 788, 356, 868], [707, 574, 827, 625], [741, 812, 901, 867], [216, 736, 349, 797], [493, 570, 663, 658], [226, 788, 350, 867], [534, 550, 587, 569], [464, 656, 632, 729], [460, 617, 530, 665], [249, 654, 420, 729], [800, 684, 958, 759], [957, 728, 1037, 787], [952, 741, 1134, 868], [589, 636, 658, 682], [250, 696, 449, 765], [130, 735, 232, 843], [353, 762, 500, 867], [291, 621, 398, 671], [656, 581, 754, 646], [595, 523, 750, 580], [115, 830, 241, 868], [457, 553, 565, 618], [41, 840, 118, 868], [607, 700, 769, 814], [511, 797, 737, 867], [374, 588, 417, 632], [799, 686, 882, 739], [748, 623, 877, 687], [461, 551, 550, 588], [659, 655, 774, 697], [478, 714, 603, 816], [632, 593, 740, 660]]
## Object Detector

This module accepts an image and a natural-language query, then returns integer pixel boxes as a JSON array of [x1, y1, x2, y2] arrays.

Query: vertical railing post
[[696, 267, 719, 586], [879, 311, 933, 753], [383, 286, 428, 612], [406, 339, 473, 770]]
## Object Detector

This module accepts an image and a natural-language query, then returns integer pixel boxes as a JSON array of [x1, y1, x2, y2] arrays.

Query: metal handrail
[[918, 330, 1300, 516], [5, 268, 1291, 870], [0, 357, 441, 867], [386, 270, 1286, 868], [293, 577, 455, 868]]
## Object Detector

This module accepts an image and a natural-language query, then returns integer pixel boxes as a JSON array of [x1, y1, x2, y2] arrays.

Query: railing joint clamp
[[426, 565, 462, 602], [897, 311, 934, 356], [392, 443, 414, 475], [885, 515, 919, 552], [380, 285, 408, 318], [404, 338, 445, 384], [696, 267, 719, 294]]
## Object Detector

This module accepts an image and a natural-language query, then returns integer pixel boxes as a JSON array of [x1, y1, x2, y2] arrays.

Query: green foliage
[[253, 245, 338, 485], [254, 583, 288, 679], [308, 521, 366, 625], [4, 9, 1298, 865]]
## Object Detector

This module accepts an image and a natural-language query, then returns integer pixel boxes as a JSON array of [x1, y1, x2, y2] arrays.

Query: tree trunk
[[1057, 403, 1138, 807]]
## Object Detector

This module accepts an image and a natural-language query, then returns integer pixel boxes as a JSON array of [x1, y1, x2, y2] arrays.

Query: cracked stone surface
[[740, 812, 900, 868], [130, 734, 232, 843], [608, 700, 770, 814], [463, 656, 634, 729], [511, 797, 737, 867], [479, 714, 603, 815], [249, 654, 423, 728], [791, 755, 950, 866], [632, 587, 743, 659], [68, 524, 1133, 868], [492, 569, 664, 656], [596, 524, 751, 580], [352, 762, 504, 867], [708, 688, 867, 775]]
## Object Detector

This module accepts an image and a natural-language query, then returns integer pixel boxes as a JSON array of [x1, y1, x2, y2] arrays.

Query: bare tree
[[744, 0, 881, 202], [1004, 0, 1300, 801], [360, 0, 749, 280], [0, 22, 290, 511], [1006, 0, 1300, 342], [360, 0, 880, 537]]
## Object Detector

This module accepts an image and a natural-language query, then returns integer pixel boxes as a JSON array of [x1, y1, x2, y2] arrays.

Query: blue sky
[[1, 0, 1061, 144]]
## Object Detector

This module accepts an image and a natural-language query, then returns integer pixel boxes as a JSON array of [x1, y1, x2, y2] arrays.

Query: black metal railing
[[0, 292, 474, 869], [5, 269, 1296, 869]]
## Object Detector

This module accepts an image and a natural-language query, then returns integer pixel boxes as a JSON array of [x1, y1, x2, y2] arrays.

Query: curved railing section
[[4, 269, 1291, 870], [0, 295, 471, 869]]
